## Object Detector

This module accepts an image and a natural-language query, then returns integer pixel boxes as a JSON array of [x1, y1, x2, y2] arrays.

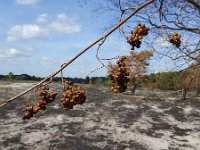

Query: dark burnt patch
[[164, 105, 187, 121]]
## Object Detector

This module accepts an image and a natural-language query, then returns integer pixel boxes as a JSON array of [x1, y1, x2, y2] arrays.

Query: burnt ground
[[0, 81, 200, 150]]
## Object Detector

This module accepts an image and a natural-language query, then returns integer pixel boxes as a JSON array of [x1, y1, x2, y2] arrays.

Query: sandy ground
[[0, 81, 200, 150]]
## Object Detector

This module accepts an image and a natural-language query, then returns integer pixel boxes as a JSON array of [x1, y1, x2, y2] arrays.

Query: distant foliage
[[0, 73, 42, 81], [142, 72, 181, 90]]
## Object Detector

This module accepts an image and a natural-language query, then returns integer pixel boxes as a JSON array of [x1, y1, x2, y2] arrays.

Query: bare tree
[[98, 0, 200, 99], [180, 54, 200, 99], [125, 50, 153, 94], [99, 0, 199, 62]]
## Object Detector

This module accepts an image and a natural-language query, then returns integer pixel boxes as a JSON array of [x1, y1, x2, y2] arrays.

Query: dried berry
[[169, 33, 181, 48], [37, 100, 46, 110], [32, 106, 40, 114], [108, 56, 130, 93], [22, 104, 34, 120], [23, 111, 31, 120], [61, 82, 86, 110], [128, 23, 149, 50]]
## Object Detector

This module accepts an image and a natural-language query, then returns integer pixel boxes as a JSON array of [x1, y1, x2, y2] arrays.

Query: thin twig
[[60, 64, 65, 84], [87, 55, 120, 76], [87, 66, 105, 77], [60, 63, 67, 90], [96, 36, 108, 69], [101, 55, 120, 60], [87, 39, 107, 76], [0, 0, 155, 108]]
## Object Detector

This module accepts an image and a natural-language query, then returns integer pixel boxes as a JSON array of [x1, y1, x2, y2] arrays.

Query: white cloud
[[16, 0, 40, 5], [0, 48, 30, 58], [119, 46, 129, 51], [57, 13, 68, 21], [50, 22, 81, 33], [155, 37, 171, 48], [41, 56, 58, 65], [37, 13, 48, 23], [6, 13, 81, 42], [7, 24, 48, 42], [50, 13, 81, 33]]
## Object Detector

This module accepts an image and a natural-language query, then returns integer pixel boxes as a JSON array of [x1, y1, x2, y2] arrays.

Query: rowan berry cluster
[[22, 104, 35, 120], [169, 33, 181, 48], [22, 85, 57, 120], [128, 23, 149, 50], [108, 56, 130, 93], [60, 82, 86, 110]]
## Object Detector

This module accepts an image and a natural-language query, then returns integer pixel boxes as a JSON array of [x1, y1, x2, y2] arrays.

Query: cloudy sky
[[0, 0, 174, 78]]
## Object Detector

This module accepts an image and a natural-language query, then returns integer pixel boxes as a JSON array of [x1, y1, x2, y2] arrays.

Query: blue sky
[[0, 0, 176, 78]]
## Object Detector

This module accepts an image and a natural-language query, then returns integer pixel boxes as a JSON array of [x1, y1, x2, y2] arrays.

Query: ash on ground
[[0, 81, 200, 150]]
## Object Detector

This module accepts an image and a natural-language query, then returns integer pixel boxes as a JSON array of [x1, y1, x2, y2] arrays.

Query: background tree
[[85, 76, 90, 84], [8, 72, 14, 80], [125, 50, 153, 94], [180, 54, 200, 99]]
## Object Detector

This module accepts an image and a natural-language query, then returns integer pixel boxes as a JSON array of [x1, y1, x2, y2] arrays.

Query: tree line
[[1, 70, 199, 99], [0, 71, 181, 90]]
